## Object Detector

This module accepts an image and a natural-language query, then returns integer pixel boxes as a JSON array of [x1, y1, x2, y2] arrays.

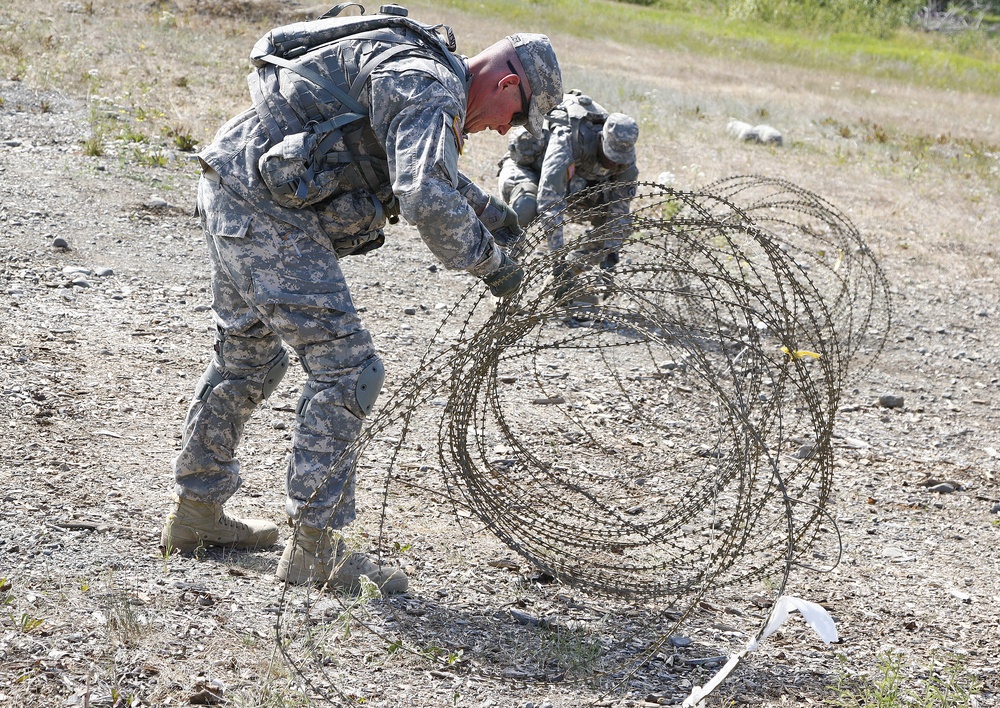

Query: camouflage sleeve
[[536, 124, 575, 251], [605, 164, 639, 222], [455, 173, 492, 215], [372, 69, 500, 276]]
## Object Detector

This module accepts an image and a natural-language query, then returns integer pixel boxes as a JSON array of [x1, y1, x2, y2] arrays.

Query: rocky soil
[[2, 20, 1000, 708]]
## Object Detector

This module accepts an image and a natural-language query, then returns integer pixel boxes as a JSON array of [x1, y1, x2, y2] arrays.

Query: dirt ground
[[1, 3, 1000, 707]]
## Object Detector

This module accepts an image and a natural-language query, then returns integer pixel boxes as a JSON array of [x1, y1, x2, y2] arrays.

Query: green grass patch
[[829, 648, 981, 707], [428, 0, 1000, 94]]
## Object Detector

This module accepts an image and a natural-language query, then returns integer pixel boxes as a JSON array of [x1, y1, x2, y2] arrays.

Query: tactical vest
[[248, 3, 468, 217]]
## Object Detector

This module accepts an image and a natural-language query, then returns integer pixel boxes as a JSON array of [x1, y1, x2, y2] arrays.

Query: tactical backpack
[[507, 89, 611, 170], [248, 3, 467, 223], [543, 89, 611, 164]]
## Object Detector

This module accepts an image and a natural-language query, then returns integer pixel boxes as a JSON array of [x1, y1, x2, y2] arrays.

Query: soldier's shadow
[[284, 580, 740, 702]]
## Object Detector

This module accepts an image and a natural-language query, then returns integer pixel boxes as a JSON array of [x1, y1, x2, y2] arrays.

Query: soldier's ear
[[498, 72, 520, 91]]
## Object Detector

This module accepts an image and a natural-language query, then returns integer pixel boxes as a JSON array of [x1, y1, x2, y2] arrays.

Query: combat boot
[[160, 495, 280, 553], [276, 525, 409, 595]]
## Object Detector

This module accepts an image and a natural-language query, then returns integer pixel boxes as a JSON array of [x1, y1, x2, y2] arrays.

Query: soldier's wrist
[[466, 242, 502, 278]]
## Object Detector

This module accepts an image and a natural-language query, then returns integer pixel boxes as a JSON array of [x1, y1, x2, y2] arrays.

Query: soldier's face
[[466, 67, 531, 136]]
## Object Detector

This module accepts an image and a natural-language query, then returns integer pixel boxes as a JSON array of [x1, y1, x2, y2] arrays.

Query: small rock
[[792, 443, 817, 459], [727, 120, 782, 145], [669, 635, 692, 648], [751, 124, 783, 145], [52, 236, 70, 249], [990, 502, 1000, 514], [727, 120, 752, 140], [145, 196, 172, 208], [949, 589, 972, 604], [94, 267, 114, 277], [928, 483, 955, 494], [3, 139, 22, 147], [878, 394, 904, 409], [403, 307, 417, 316]]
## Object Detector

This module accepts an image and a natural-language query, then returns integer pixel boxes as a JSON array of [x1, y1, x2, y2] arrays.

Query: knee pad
[[295, 356, 385, 423], [355, 357, 385, 416], [510, 183, 538, 228], [261, 348, 290, 399], [196, 348, 290, 404], [195, 360, 226, 403]]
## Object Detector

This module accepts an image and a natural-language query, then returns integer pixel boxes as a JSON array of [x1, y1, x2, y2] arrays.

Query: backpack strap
[[320, 2, 365, 19], [256, 52, 366, 117]]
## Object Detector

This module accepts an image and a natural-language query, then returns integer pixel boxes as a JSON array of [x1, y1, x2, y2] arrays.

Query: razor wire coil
[[279, 175, 891, 697]]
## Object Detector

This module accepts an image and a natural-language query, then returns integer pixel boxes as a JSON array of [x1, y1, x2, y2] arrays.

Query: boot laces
[[218, 512, 249, 532]]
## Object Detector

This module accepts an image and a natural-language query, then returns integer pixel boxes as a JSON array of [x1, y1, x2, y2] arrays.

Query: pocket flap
[[201, 187, 252, 239], [252, 272, 352, 313]]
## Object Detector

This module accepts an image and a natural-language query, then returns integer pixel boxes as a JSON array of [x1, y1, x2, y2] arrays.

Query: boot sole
[[161, 524, 279, 553]]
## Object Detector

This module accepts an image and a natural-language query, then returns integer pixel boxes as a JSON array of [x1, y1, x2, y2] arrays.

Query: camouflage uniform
[[173, 20, 559, 530], [498, 93, 639, 261]]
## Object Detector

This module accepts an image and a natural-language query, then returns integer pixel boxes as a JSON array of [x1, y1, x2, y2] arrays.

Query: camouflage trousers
[[172, 176, 380, 529]]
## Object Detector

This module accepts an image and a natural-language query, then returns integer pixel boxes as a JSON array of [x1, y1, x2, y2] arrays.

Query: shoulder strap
[[256, 52, 367, 117]]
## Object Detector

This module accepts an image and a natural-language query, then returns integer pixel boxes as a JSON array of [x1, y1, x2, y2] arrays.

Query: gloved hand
[[481, 251, 525, 298], [479, 195, 523, 245], [492, 225, 522, 249]]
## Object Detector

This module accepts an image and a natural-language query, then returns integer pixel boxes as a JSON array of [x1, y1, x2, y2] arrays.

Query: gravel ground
[[1, 40, 999, 708]]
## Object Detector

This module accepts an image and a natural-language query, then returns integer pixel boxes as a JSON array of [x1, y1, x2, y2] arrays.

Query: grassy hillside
[[434, 0, 1000, 93], [1, 0, 998, 159]]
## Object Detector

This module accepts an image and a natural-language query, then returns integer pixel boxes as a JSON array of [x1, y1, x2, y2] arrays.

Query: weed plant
[[829, 649, 982, 708]]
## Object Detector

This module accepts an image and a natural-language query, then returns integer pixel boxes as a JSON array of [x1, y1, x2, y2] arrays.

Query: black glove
[[492, 225, 522, 249], [480, 195, 524, 246], [481, 251, 524, 298], [480, 195, 519, 232]]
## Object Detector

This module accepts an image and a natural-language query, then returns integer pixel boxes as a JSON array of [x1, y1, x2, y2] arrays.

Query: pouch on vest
[[316, 189, 387, 257], [258, 131, 347, 209]]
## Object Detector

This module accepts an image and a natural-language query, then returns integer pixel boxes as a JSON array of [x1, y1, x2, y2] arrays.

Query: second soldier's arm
[[604, 163, 639, 232], [535, 123, 575, 252]]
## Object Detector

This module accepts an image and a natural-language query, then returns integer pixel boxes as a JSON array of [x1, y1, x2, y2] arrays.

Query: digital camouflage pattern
[[601, 112, 639, 165], [497, 93, 639, 253], [508, 33, 564, 137], [174, 24, 525, 529]]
